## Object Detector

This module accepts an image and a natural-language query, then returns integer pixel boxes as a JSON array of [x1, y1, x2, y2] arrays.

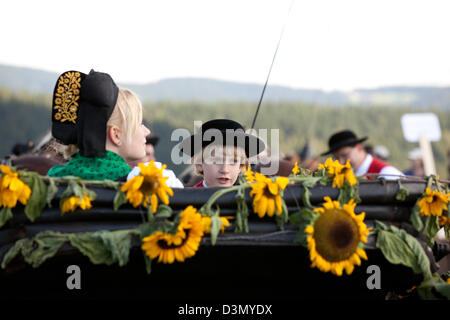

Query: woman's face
[[120, 123, 151, 162]]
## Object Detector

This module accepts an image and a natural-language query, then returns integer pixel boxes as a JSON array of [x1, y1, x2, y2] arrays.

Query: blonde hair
[[193, 144, 249, 176], [107, 88, 143, 144]]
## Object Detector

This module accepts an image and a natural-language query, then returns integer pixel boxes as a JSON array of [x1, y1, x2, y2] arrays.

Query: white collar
[[355, 153, 372, 176], [202, 180, 208, 188]]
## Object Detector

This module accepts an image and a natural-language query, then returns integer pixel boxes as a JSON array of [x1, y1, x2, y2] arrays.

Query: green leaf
[[155, 204, 172, 218], [375, 221, 432, 279], [434, 282, 450, 299], [209, 213, 221, 246], [234, 195, 249, 233], [289, 209, 318, 226], [144, 254, 152, 275], [69, 179, 84, 199], [46, 178, 58, 208], [423, 216, 440, 246], [319, 176, 329, 186], [293, 226, 308, 247], [22, 173, 47, 222], [275, 200, 289, 231], [302, 176, 321, 188], [113, 191, 128, 211], [1, 239, 27, 269], [410, 204, 424, 232], [102, 180, 119, 189], [395, 180, 409, 201], [337, 186, 352, 204], [139, 222, 152, 238], [0, 207, 13, 228], [69, 229, 138, 267], [302, 185, 313, 208], [22, 231, 68, 268], [147, 204, 155, 223], [416, 273, 448, 300], [84, 188, 97, 200], [4, 231, 68, 268]]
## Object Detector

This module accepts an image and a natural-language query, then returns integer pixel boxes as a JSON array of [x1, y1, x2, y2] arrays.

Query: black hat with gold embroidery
[[51, 69, 119, 158]]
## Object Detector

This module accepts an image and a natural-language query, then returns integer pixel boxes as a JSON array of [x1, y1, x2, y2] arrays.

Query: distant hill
[[1, 63, 450, 109]]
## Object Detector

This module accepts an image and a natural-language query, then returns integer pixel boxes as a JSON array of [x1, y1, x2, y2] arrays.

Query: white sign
[[400, 113, 441, 142]]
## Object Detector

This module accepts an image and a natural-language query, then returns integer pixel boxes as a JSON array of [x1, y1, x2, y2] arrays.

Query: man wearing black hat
[[321, 130, 403, 180]]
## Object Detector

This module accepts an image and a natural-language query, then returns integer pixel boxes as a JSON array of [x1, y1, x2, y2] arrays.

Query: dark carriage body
[[0, 180, 441, 300]]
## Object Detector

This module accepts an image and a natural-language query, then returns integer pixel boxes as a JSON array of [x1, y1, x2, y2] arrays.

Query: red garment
[[366, 157, 389, 179], [192, 180, 204, 188]]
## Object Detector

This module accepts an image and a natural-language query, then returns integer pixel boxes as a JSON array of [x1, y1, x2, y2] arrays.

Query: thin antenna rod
[[250, 0, 295, 129]]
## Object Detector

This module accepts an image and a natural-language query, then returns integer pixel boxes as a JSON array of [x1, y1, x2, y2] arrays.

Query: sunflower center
[[264, 187, 275, 198], [141, 177, 158, 194], [313, 208, 360, 262], [157, 229, 191, 249]]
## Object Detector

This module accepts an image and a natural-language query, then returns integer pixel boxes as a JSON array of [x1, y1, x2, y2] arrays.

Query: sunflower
[[120, 161, 174, 213], [245, 168, 255, 182], [417, 187, 449, 217], [305, 196, 371, 276], [141, 206, 204, 263], [249, 172, 289, 218], [61, 194, 94, 214], [318, 157, 357, 188], [438, 215, 450, 227], [201, 216, 232, 234], [0, 165, 31, 209], [292, 162, 300, 176]]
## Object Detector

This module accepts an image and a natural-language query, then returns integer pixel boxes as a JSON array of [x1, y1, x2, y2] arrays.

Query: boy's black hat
[[321, 130, 368, 156], [51, 69, 119, 158], [178, 119, 265, 158]]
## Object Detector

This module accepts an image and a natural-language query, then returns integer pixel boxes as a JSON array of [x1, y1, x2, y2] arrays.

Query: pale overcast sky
[[1, 0, 450, 91]]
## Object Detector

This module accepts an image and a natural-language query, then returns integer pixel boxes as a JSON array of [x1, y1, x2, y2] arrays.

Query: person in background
[[11, 141, 34, 156], [321, 130, 403, 180], [373, 145, 390, 162], [403, 148, 425, 177]]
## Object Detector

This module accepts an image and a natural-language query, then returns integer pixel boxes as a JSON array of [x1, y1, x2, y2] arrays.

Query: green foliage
[[375, 221, 432, 278], [20, 171, 47, 222], [422, 216, 440, 247], [0, 207, 13, 228], [410, 204, 424, 232], [289, 208, 319, 247], [113, 190, 128, 211], [1, 229, 140, 269], [68, 230, 138, 267], [1, 231, 67, 268], [395, 180, 409, 201]]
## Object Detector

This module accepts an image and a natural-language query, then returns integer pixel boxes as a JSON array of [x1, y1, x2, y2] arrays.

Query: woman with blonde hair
[[47, 69, 150, 181]]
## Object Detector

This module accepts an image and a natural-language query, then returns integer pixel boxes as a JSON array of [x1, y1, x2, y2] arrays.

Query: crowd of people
[[2, 69, 447, 189]]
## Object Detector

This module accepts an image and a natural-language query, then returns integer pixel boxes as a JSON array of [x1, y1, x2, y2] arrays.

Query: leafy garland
[[0, 161, 449, 300]]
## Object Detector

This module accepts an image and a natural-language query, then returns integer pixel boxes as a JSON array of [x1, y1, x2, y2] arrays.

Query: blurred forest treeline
[[1, 88, 449, 178]]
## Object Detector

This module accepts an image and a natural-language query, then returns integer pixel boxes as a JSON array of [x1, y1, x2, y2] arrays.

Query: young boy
[[178, 119, 265, 188]]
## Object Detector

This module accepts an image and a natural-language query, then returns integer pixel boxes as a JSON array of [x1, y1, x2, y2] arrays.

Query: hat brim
[[146, 136, 159, 146], [320, 137, 368, 156], [178, 131, 265, 158]]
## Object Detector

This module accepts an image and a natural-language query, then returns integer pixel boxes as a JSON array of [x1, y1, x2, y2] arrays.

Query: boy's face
[[195, 146, 244, 187]]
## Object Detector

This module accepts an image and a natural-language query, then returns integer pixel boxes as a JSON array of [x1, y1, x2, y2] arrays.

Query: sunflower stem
[[199, 183, 251, 215]]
